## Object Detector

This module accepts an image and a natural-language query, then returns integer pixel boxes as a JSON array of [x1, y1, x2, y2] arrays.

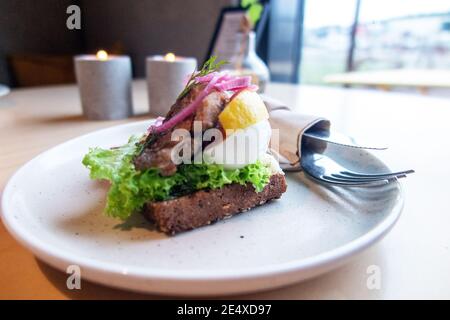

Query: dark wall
[[0, 0, 237, 86], [0, 0, 84, 85], [81, 0, 236, 77]]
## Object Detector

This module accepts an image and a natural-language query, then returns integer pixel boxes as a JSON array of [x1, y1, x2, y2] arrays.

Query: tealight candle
[[75, 50, 132, 120], [146, 53, 197, 116]]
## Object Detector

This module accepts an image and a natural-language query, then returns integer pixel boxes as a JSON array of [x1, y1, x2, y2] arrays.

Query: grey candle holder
[[75, 55, 133, 120]]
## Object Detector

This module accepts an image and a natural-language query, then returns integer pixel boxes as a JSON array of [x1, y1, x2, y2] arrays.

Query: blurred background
[[1, 0, 450, 95]]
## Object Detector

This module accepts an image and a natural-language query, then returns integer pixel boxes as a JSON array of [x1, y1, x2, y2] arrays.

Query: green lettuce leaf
[[82, 136, 271, 220]]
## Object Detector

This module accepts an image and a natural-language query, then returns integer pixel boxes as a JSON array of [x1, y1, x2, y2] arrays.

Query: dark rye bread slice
[[144, 173, 287, 235]]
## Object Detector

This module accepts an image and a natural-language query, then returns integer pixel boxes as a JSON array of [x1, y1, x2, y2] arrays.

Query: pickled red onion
[[151, 75, 220, 134], [195, 72, 218, 83], [214, 76, 252, 91], [147, 73, 258, 135]]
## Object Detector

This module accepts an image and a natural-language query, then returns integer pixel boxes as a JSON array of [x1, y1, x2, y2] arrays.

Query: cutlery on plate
[[299, 149, 414, 186], [278, 135, 414, 186]]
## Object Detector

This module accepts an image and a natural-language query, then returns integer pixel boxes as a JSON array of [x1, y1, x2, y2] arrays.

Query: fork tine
[[320, 176, 389, 186], [324, 174, 406, 184], [304, 171, 389, 186], [321, 176, 388, 185], [331, 171, 412, 181], [338, 169, 415, 179]]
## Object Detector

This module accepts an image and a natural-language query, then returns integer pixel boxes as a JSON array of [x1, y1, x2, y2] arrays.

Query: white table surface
[[0, 80, 449, 299], [324, 69, 450, 89]]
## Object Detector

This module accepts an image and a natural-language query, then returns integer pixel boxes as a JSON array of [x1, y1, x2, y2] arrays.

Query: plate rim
[[1, 121, 404, 286]]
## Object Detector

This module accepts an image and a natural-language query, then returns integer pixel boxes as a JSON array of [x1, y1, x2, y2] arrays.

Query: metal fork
[[278, 145, 414, 186], [299, 150, 414, 186]]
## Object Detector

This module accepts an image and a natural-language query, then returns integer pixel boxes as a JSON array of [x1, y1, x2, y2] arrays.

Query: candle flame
[[96, 50, 108, 61], [164, 52, 176, 62]]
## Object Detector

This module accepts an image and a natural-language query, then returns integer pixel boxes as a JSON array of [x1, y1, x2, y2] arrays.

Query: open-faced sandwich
[[83, 57, 287, 234]]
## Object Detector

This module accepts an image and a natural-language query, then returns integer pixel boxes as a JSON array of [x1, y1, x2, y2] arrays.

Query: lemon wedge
[[219, 90, 269, 130]]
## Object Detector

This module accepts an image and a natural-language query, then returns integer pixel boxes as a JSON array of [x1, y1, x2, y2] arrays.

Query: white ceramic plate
[[1, 121, 403, 296]]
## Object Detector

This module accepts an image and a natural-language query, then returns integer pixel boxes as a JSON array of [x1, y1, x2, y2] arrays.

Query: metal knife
[[261, 96, 387, 150], [303, 129, 388, 150]]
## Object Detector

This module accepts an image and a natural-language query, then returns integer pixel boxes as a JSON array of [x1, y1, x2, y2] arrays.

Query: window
[[298, 0, 450, 85]]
